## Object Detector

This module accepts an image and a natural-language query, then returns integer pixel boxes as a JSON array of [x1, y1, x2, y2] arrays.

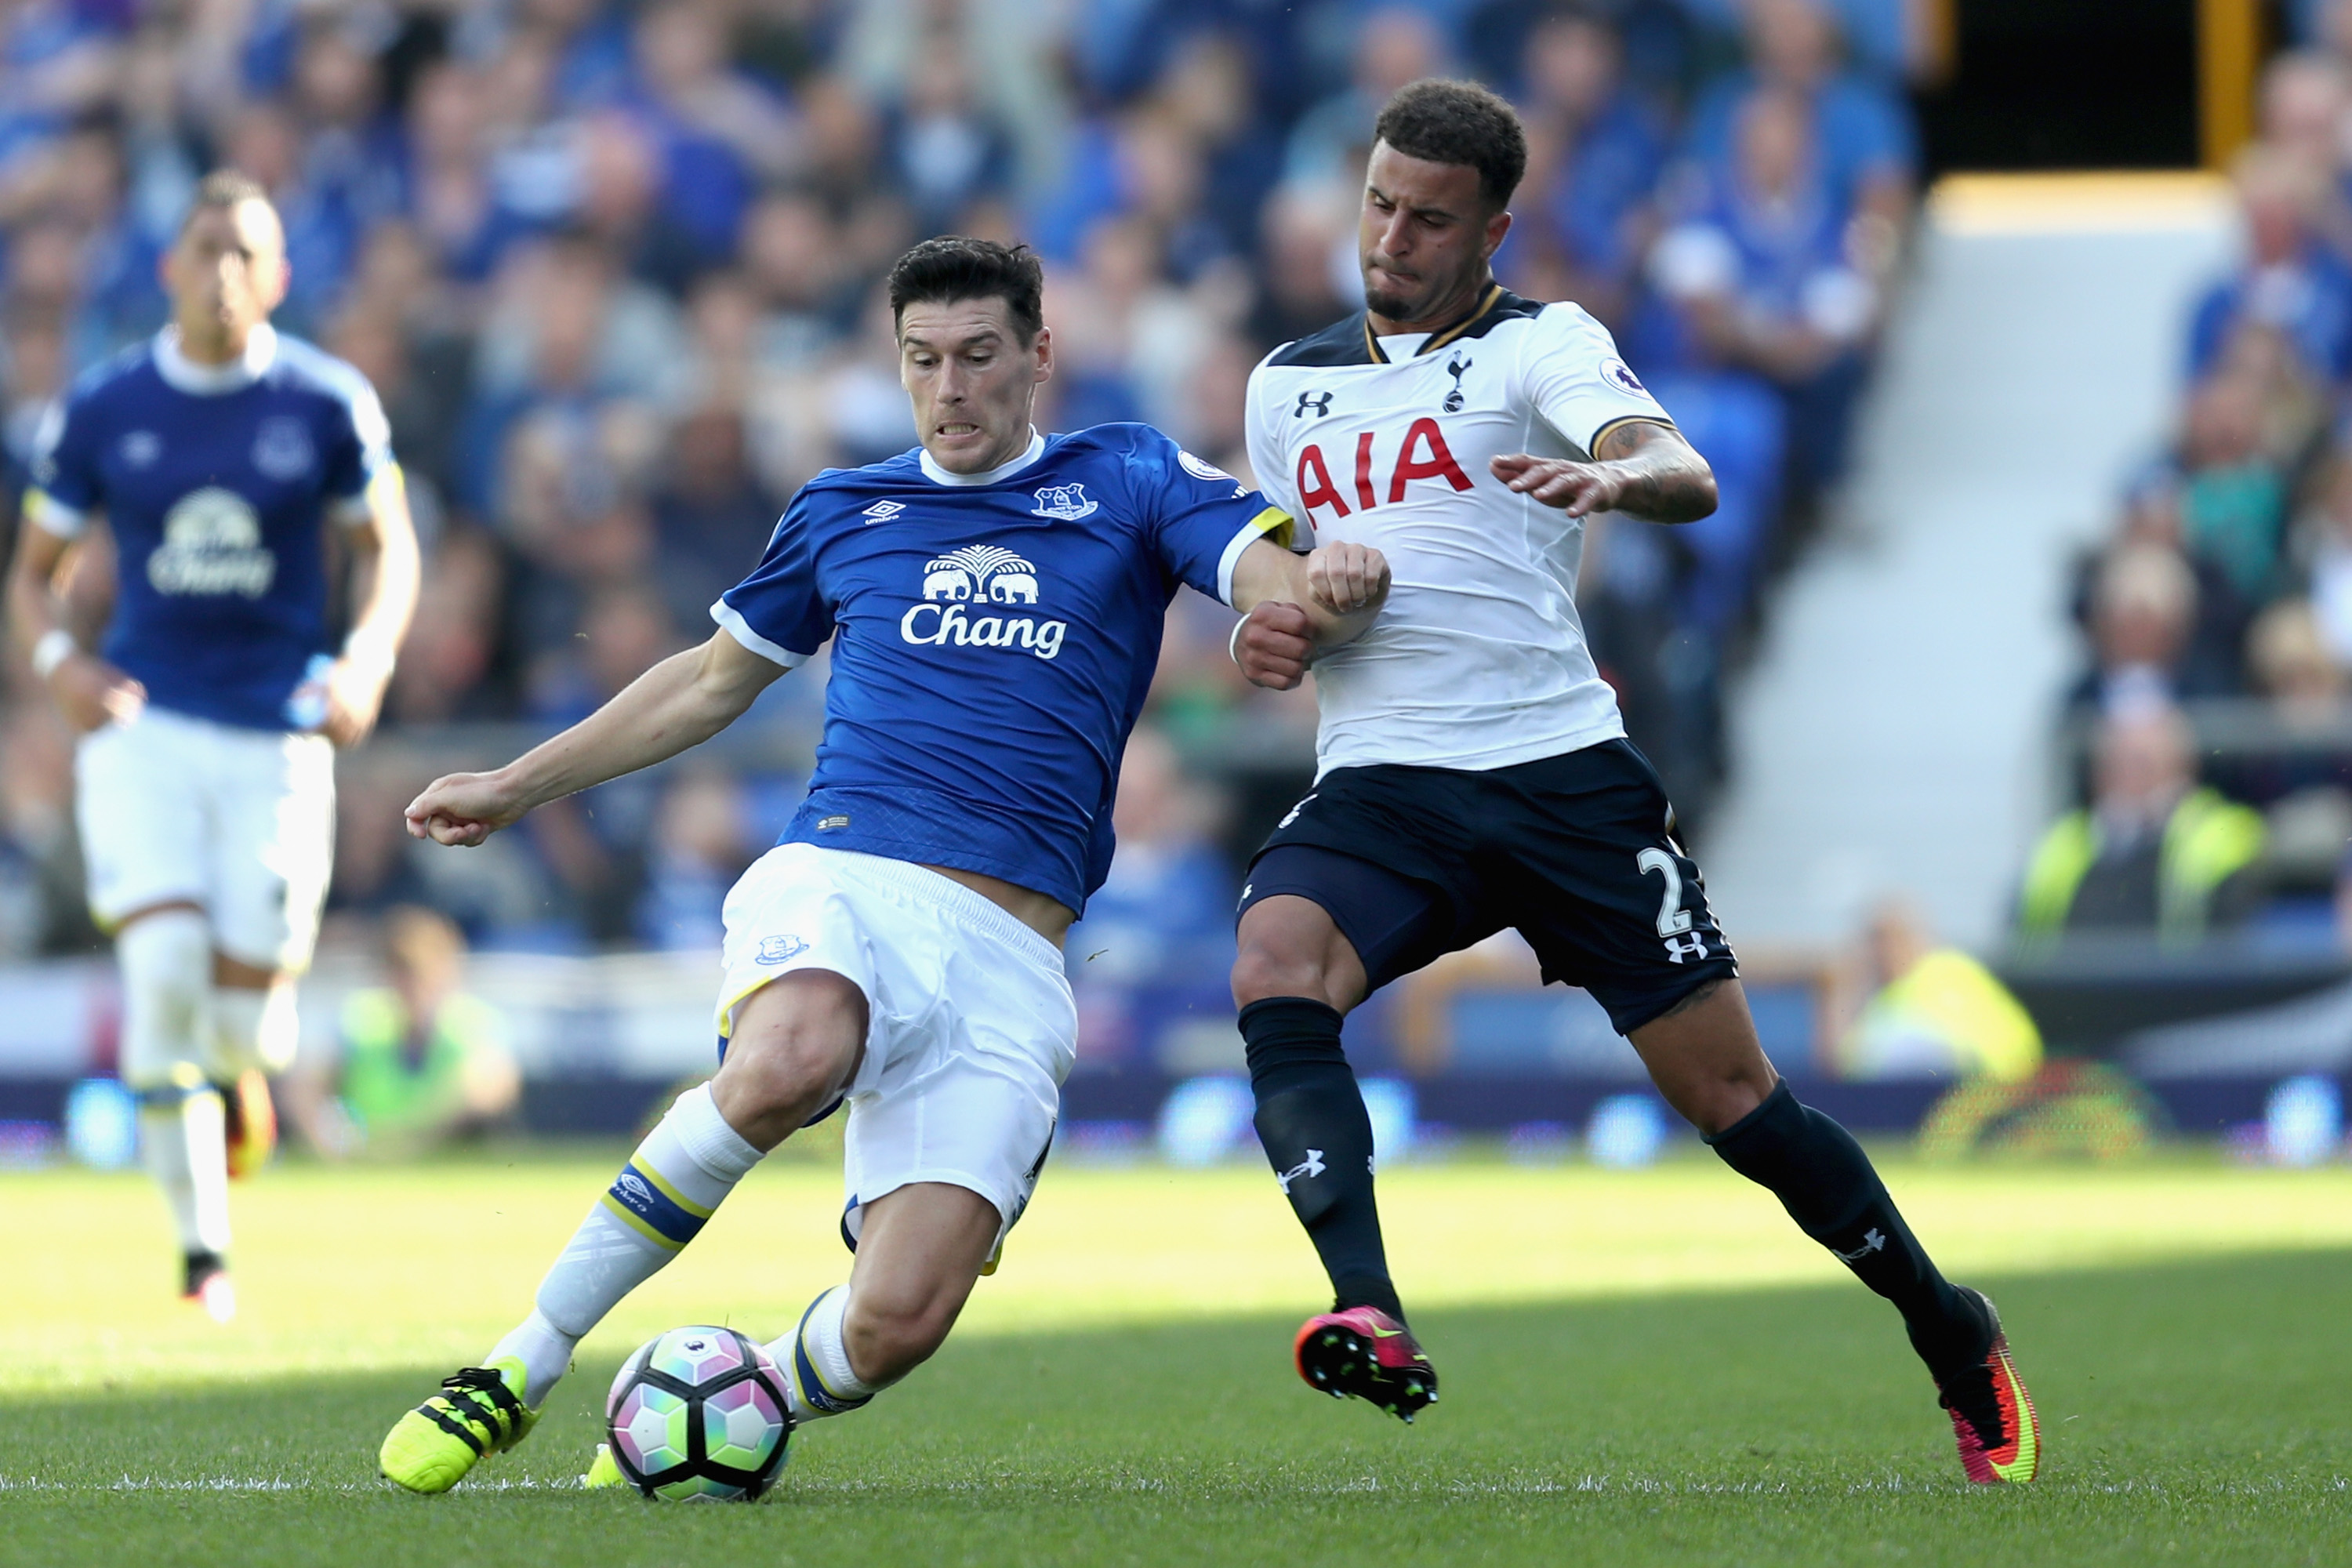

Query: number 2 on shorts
[[1636, 847, 1693, 938]]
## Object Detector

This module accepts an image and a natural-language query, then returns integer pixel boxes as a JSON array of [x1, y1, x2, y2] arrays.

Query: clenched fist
[[405, 770, 530, 847], [1233, 541, 1390, 691]]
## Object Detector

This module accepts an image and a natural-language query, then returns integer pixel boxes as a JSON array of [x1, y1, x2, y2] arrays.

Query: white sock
[[211, 982, 299, 1078], [118, 913, 230, 1258], [768, 1285, 879, 1421], [496, 1083, 763, 1404]]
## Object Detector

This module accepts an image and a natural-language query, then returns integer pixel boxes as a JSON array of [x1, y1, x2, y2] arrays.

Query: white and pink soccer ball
[[605, 1325, 791, 1501]]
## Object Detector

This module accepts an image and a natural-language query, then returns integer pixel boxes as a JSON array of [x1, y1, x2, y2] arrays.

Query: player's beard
[[1360, 256, 1480, 328]]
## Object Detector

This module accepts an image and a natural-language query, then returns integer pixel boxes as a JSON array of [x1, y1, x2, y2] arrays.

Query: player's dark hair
[[887, 237, 1045, 344], [180, 169, 274, 232], [1373, 79, 1528, 211]]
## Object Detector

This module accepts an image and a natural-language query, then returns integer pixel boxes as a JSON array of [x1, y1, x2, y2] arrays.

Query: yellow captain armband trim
[[22, 488, 86, 539], [334, 462, 407, 528], [1216, 506, 1301, 606]]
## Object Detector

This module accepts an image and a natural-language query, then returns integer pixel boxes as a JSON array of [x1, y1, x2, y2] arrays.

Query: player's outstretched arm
[[405, 629, 788, 846], [1491, 419, 1719, 524], [322, 470, 423, 747], [1228, 538, 1391, 691]]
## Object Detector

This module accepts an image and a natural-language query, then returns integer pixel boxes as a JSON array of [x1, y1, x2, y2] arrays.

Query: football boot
[[1294, 1305, 1437, 1422], [582, 1443, 626, 1490], [181, 1249, 235, 1323], [1933, 1287, 2041, 1484], [379, 1357, 539, 1494]]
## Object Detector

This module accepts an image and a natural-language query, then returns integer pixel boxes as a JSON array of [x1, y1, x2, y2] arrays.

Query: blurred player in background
[[377, 238, 1388, 1494], [1227, 82, 2038, 1484], [5, 171, 417, 1322]]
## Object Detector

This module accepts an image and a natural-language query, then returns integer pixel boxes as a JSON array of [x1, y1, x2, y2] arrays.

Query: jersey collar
[[1364, 283, 1504, 365], [154, 324, 279, 394], [919, 426, 1045, 486]]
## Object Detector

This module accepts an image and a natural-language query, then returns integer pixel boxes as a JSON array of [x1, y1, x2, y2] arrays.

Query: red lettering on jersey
[[1388, 418, 1474, 503], [1296, 443, 1350, 519], [1352, 432, 1377, 512]]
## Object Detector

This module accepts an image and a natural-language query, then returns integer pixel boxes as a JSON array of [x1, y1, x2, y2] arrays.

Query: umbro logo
[[1295, 390, 1333, 419], [862, 499, 906, 523]]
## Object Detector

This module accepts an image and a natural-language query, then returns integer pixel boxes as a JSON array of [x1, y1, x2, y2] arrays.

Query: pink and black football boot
[[1294, 1305, 1437, 1422]]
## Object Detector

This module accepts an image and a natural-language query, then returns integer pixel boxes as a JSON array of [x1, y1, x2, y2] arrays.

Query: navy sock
[[1707, 1081, 1980, 1370], [1240, 997, 1403, 1323]]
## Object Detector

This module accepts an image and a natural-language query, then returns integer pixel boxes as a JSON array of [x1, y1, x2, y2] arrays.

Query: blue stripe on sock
[[793, 1294, 870, 1415], [604, 1162, 707, 1247]]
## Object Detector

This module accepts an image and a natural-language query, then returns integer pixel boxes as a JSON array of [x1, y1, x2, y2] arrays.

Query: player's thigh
[[1497, 740, 1738, 1034], [207, 728, 336, 973], [842, 1053, 1061, 1276], [74, 710, 207, 927], [1237, 844, 1472, 1008]]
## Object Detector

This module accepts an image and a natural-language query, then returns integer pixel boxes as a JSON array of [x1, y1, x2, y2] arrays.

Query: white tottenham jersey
[[1245, 286, 1673, 777]]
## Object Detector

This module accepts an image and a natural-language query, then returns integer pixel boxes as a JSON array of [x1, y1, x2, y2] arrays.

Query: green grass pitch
[[5, 1148, 2350, 1566]]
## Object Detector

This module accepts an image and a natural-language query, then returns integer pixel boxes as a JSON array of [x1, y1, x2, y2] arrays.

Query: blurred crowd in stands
[[0, 0, 1929, 967], [2038, 14, 2352, 951]]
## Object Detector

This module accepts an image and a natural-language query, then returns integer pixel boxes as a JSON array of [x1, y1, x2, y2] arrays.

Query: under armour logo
[[1663, 931, 1709, 964], [1443, 354, 1472, 413], [1835, 1228, 1888, 1263], [1276, 1149, 1327, 1193], [1295, 390, 1334, 419]]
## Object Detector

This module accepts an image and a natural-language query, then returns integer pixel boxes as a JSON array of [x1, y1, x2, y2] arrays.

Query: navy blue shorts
[[1238, 739, 1738, 1035]]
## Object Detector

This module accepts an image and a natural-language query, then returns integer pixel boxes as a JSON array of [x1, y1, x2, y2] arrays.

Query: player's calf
[[768, 1180, 1000, 1422]]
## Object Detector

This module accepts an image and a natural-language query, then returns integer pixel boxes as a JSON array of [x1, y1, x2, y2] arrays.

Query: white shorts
[[717, 844, 1075, 1265], [75, 704, 337, 972]]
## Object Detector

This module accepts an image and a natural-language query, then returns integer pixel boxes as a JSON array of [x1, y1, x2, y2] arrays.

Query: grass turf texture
[[5, 1152, 2350, 1566]]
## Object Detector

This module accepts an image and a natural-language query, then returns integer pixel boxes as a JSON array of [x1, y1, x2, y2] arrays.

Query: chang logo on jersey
[[1031, 483, 1098, 521], [146, 487, 275, 598], [900, 544, 1068, 659]]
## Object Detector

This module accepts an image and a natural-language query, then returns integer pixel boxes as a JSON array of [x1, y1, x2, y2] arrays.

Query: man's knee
[[1232, 896, 1359, 1011], [711, 971, 867, 1149], [1630, 978, 1778, 1138]]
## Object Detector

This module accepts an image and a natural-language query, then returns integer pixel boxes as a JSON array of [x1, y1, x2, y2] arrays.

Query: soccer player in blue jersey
[[376, 236, 1388, 1493], [6, 171, 419, 1322]]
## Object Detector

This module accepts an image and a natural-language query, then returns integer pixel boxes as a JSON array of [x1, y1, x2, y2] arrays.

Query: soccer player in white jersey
[[1226, 82, 2038, 1483], [376, 238, 1389, 1494], [6, 171, 419, 1322]]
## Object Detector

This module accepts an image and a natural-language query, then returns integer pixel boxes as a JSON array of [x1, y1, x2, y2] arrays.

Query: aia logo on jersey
[[901, 543, 1069, 659], [1031, 482, 1098, 521], [1293, 418, 1473, 522]]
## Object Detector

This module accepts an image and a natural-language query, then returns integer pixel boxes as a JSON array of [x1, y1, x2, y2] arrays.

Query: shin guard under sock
[[503, 1083, 764, 1403], [1707, 1080, 1978, 1368], [1240, 997, 1403, 1323]]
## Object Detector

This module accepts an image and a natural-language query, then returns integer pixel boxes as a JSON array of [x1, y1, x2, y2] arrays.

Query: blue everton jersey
[[716, 424, 1291, 914], [26, 325, 393, 731]]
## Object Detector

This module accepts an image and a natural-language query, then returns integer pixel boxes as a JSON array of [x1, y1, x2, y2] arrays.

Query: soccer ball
[[605, 1326, 792, 1501]]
